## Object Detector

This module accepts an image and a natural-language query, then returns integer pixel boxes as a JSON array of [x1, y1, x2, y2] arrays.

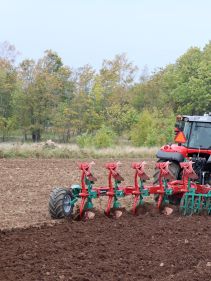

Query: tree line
[[0, 41, 210, 146]]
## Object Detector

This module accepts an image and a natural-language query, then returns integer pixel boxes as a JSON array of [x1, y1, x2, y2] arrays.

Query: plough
[[49, 160, 211, 220]]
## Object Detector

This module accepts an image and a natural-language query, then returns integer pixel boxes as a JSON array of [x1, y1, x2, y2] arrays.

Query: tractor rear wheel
[[153, 161, 180, 185], [49, 187, 74, 219], [153, 161, 180, 204]]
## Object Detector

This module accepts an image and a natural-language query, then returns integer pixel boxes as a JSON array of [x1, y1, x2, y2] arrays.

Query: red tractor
[[155, 114, 211, 188]]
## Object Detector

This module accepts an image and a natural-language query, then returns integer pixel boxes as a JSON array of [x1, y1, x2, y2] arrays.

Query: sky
[[0, 0, 210, 75]]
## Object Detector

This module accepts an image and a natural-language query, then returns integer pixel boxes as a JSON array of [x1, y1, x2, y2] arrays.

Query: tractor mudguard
[[156, 150, 184, 162]]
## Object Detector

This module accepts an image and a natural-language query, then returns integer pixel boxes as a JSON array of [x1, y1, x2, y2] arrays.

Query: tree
[[0, 59, 18, 141], [99, 53, 138, 106], [130, 109, 175, 147], [75, 64, 95, 94], [15, 50, 75, 141], [0, 41, 19, 64], [105, 104, 138, 135]]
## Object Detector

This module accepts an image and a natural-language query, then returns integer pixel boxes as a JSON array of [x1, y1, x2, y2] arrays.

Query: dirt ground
[[0, 159, 211, 281], [0, 158, 155, 229]]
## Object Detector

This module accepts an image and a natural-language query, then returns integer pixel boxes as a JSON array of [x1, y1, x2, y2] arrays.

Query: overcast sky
[[0, 0, 210, 74]]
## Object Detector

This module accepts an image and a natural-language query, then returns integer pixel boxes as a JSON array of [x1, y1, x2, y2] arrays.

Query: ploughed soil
[[0, 159, 211, 281], [0, 158, 155, 229]]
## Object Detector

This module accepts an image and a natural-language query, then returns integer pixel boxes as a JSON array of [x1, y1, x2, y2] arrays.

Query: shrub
[[130, 109, 175, 147], [76, 133, 93, 148], [93, 126, 116, 148], [130, 110, 153, 146]]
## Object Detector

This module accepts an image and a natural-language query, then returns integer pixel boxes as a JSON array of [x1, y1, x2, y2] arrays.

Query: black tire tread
[[153, 161, 180, 203], [49, 187, 70, 219], [153, 161, 180, 185]]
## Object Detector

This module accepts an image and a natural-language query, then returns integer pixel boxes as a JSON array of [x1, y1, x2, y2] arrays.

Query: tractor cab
[[175, 114, 211, 150]]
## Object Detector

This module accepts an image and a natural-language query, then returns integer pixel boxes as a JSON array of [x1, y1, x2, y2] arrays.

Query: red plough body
[[75, 160, 211, 217]]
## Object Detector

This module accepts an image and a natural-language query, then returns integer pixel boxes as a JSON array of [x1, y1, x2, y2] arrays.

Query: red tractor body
[[160, 144, 211, 158], [156, 114, 211, 186]]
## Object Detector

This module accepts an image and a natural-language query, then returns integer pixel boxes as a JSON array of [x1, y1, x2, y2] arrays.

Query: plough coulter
[[49, 160, 211, 220]]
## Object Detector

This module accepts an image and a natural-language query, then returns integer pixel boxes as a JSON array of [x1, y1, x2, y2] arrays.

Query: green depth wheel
[[179, 194, 186, 215], [179, 194, 194, 216], [193, 196, 203, 215], [205, 197, 211, 215]]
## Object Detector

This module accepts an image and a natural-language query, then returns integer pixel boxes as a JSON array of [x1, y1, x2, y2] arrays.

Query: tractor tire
[[49, 187, 74, 219], [153, 161, 180, 203], [153, 161, 180, 185]]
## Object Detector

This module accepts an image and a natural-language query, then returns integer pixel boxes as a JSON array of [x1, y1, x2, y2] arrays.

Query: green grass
[[0, 143, 158, 159]]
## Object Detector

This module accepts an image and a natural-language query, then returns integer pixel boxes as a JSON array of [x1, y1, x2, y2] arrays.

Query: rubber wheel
[[153, 161, 180, 203], [49, 187, 74, 219], [153, 161, 180, 185]]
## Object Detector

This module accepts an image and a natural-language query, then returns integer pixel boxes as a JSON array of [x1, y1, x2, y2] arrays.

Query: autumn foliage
[[0, 41, 210, 147]]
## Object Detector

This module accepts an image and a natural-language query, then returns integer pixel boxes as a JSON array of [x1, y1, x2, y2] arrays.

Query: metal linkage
[[71, 161, 151, 218], [147, 161, 211, 215], [179, 162, 211, 215], [68, 160, 211, 219], [131, 162, 149, 214], [78, 162, 98, 217], [104, 162, 124, 215], [154, 161, 176, 208], [129, 160, 211, 215]]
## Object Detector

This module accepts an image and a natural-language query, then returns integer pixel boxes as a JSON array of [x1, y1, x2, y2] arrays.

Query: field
[[0, 159, 211, 281]]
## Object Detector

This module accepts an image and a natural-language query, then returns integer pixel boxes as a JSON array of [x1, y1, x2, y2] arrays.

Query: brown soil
[[0, 158, 155, 229], [0, 159, 211, 281]]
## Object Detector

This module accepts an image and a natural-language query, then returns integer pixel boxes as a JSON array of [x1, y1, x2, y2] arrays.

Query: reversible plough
[[49, 160, 211, 220]]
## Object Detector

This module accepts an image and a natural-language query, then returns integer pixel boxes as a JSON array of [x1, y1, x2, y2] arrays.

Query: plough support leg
[[79, 197, 86, 218], [105, 196, 113, 216], [132, 195, 139, 214]]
